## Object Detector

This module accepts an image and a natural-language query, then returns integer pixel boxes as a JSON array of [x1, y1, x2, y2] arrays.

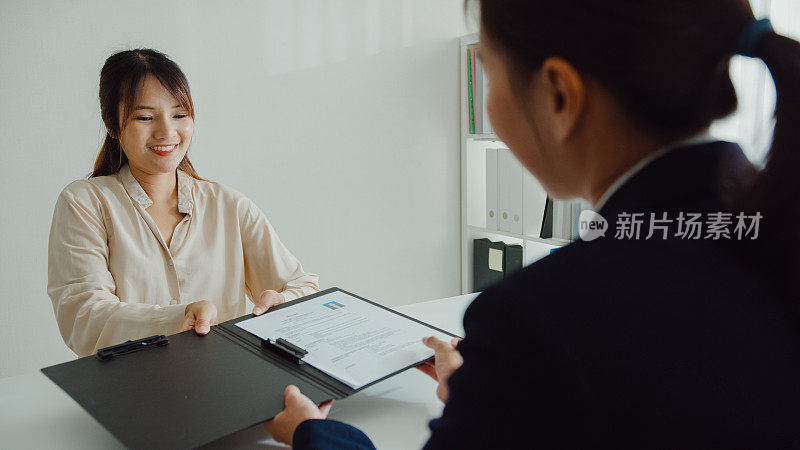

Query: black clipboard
[[41, 287, 458, 450]]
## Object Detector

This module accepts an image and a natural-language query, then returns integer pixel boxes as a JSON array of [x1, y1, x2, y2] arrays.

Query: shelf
[[460, 33, 479, 46], [465, 225, 571, 247], [464, 133, 500, 141], [460, 34, 572, 294]]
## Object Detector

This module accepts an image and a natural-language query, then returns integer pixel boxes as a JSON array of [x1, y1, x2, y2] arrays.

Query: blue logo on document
[[323, 301, 345, 310]]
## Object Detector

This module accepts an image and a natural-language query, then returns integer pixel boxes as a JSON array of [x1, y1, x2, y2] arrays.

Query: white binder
[[473, 49, 492, 134], [485, 148, 498, 230], [552, 200, 574, 240], [480, 61, 492, 134], [497, 149, 523, 235]]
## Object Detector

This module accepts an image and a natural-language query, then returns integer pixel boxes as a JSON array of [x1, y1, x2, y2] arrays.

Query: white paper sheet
[[235, 291, 454, 389]]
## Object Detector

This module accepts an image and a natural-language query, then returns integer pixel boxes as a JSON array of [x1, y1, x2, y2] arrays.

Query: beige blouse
[[48, 165, 319, 357]]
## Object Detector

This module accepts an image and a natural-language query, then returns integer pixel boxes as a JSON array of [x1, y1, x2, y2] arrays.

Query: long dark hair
[[92, 49, 202, 179], [477, 0, 800, 291]]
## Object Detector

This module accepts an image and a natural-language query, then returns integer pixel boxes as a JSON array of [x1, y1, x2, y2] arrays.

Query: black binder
[[503, 244, 524, 278], [41, 288, 457, 450], [473, 238, 505, 292], [540, 197, 554, 239]]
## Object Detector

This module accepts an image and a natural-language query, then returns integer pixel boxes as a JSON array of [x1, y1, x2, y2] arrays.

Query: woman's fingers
[[423, 337, 460, 367], [415, 360, 439, 381], [253, 290, 286, 315], [194, 317, 212, 335], [182, 300, 218, 335], [178, 316, 194, 332], [284, 385, 326, 418], [421, 335, 441, 349], [264, 386, 332, 446], [423, 336, 455, 353], [284, 384, 303, 405], [194, 303, 218, 334], [284, 385, 332, 418], [421, 335, 465, 403], [318, 399, 334, 418]]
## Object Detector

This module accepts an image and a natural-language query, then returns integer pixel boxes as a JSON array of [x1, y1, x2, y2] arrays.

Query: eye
[[134, 116, 153, 121], [173, 114, 188, 119]]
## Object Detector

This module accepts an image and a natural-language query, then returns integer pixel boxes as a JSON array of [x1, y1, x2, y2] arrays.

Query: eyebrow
[[133, 104, 183, 111]]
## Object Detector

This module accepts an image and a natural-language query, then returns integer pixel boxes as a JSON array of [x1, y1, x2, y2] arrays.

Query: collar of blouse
[[118, 164, 194, 215]]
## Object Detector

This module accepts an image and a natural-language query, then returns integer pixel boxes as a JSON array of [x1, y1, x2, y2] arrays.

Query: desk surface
[[0, 293, 477, 450]]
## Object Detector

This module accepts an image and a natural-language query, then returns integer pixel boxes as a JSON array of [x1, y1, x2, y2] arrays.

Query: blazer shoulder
[[464, 238, 627, 332]]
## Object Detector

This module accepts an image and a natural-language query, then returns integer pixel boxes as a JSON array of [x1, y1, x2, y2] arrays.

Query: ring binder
[[261, 338, 308, 363], [96, 335, 169, 361]]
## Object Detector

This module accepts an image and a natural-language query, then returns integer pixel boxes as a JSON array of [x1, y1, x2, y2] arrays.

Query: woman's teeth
[[149, 144, 177, 152]]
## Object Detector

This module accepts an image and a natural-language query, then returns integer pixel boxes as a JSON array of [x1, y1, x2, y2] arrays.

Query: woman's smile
[[148, 143, 179, 156]]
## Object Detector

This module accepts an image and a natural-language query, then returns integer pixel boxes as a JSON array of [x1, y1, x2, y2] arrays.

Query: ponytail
[[91, 133, 127, 178], [742, 31, 800, 291]]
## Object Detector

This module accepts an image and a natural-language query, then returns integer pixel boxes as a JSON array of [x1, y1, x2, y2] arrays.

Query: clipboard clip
[[96, 335, 169, 361], [261, 338, 308, 364]]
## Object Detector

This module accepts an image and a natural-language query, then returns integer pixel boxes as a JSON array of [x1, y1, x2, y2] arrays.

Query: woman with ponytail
[[264, 1, 800, 448], [48, 49, 319, 357]]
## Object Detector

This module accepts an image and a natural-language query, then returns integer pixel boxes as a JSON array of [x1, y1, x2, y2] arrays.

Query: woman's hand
[[253, 289, 286, 316], [179, 300, 218, 335], [263, 385, 333, 446], [416, 336, 464, 403]]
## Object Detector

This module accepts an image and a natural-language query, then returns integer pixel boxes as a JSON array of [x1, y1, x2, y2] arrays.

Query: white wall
[[0, 0, 473, 378]]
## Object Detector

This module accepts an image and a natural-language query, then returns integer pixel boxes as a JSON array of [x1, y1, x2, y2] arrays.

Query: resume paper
[[235, 291, 454, 389]]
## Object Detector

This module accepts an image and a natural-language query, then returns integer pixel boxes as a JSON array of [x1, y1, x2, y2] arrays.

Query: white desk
[[0, 293, 477, 450]]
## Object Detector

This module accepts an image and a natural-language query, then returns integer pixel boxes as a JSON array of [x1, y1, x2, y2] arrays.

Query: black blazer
[[293, 142, 800, 449]]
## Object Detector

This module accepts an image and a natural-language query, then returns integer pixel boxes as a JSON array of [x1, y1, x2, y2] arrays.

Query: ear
[[538, 57, 585, 142], [106, 126, 117, 139]]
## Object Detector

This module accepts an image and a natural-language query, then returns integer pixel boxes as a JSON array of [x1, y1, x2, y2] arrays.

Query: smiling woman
[[47, 49, 320, 357], [92, 49, 200, 179]]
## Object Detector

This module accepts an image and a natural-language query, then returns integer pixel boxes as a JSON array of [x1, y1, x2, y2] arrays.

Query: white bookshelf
[[459, 34, 571, 294]]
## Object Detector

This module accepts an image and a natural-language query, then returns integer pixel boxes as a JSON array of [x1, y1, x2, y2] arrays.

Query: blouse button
[[167, 260, 174, 267], [169, 299, 179, 305]]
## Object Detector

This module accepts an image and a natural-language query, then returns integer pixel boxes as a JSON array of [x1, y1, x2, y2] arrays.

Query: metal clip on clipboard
[[261, 338, 308, 364], [96, 335, 169, 361]]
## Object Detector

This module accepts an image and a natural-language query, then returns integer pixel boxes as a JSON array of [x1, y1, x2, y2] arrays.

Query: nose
[[153, 114, 178, 141]]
